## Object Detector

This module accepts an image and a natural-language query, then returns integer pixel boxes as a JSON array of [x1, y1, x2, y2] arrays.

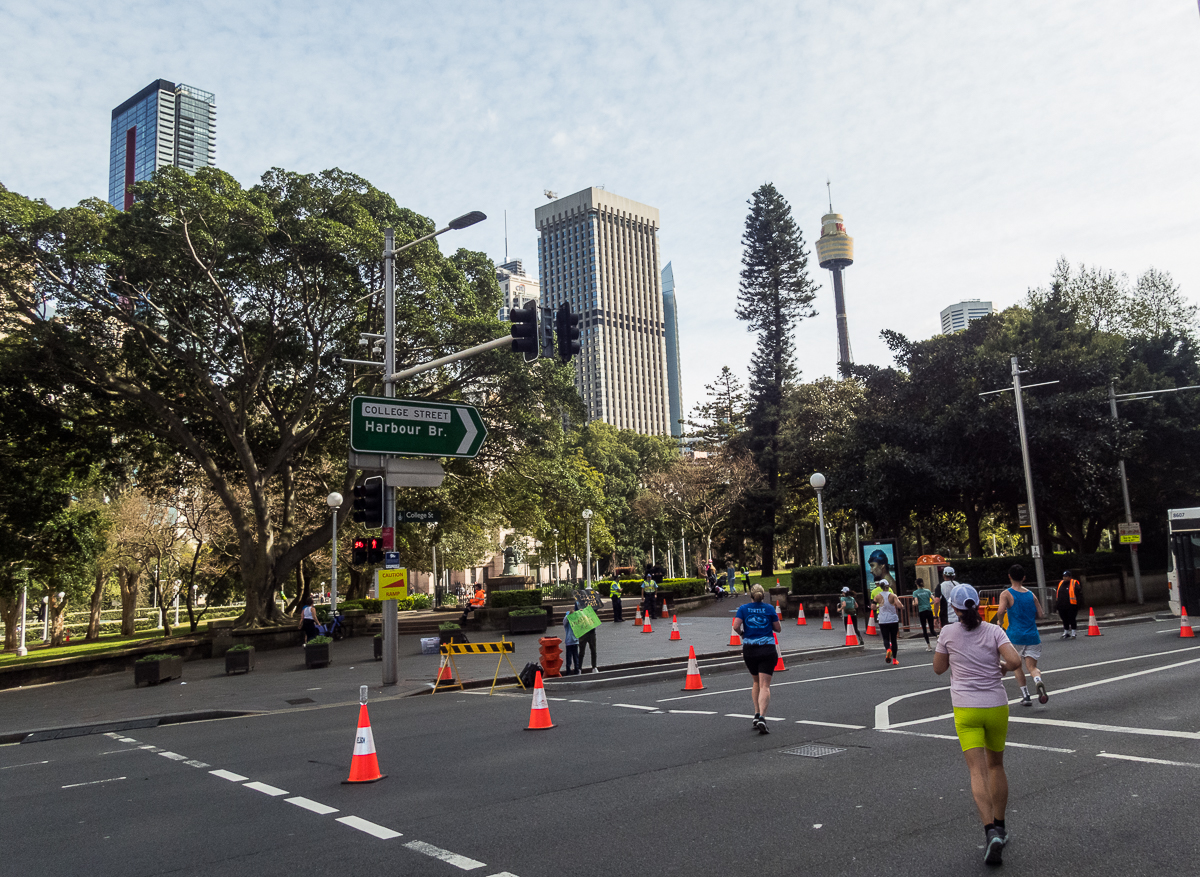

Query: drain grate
[[285, 697, 315, 705], [781, 744, 846, 758]]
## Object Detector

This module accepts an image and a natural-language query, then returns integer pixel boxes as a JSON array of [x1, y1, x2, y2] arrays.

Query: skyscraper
[[108, 80, 217, 210], [535, 188, 670, 435], [940, 300, 994, 334], [496, 259, 540, 321], [661, 262, 683, 438]]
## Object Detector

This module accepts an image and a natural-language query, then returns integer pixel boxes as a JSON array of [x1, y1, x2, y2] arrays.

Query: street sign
[[384, 551, 400, 569], [1017, 503, 1030, 528], [1118, 522, 1142, 544], [397, 510, 441, 524], [382, 526, 395, 551], [377, 568, 408, 600], [350, 395, 487, 459]]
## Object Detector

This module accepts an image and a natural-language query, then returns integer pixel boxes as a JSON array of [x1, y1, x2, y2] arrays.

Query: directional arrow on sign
[[350, 396, 488, 459]]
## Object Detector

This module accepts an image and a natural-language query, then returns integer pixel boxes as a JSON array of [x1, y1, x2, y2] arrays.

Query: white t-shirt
[[875, 587, 900, 624], [935, 622, 1012, 708]]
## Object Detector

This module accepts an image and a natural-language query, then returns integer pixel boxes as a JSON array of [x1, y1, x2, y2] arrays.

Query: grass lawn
[[0, 630, 191, 668]]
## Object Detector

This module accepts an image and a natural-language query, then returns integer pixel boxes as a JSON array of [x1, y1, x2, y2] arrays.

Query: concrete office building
[[496, 259, 540, 321], [108, 80, 217, 210], [535, 188, 670, 435], [940, 299, 994, 334], [661, 262, 683, 438]]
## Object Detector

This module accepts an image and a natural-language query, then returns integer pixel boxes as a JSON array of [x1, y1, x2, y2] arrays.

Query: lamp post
[[326, 492, 342, 614], [428, 522, 438, 602], [582, 509, 593, 589], [15, 567, 31, 656], [810, 473, 830, 567], [42, 596, 49, 642], [173, 579, 181, 627], [552, 529, 559, 587]]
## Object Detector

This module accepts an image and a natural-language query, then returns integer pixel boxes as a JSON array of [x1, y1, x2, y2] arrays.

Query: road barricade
[[435, 637, 524, 695]]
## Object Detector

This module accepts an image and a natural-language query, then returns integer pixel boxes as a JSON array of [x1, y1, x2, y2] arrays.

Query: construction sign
[[1118, 523, 1141, 544], [376, 568, 408, 600], [434, 637, 523, 695]]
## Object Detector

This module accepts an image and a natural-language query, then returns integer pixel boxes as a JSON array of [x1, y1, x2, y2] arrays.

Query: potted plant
[[373, 633, 383, 661], [508, 606, 550, 634], [134, 653, 184, 686], [438, 622, 467, 645], [304, 635, 333, 668], [224, 643, 255, 675]]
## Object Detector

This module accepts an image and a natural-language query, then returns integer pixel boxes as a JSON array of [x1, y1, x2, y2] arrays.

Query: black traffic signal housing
[[540, 304, 556, 359], [367, 536, 384, 564], [352, 476, 384, 529], [556, 303, 581, 362], [352, 538, 368, 566], [509, 299, 539, 362]]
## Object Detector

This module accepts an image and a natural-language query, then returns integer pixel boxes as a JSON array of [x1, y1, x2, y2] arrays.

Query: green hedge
[[605, 578, 706, 597], [509, 606, 548, 617], [490, 589, 544, 608]]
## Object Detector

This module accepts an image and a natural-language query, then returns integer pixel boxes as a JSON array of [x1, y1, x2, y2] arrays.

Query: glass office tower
[[108, 80, 216, 210], [661, 262, 683, 438]]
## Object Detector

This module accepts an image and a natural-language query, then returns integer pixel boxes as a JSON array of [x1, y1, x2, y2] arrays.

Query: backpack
[[518, 662, 540, 689]]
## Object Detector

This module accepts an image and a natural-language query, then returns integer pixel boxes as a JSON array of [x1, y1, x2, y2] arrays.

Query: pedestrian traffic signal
[[556, 303, 581, 362], [540, 304, 556, 360], [352, 538, 368, 566], [353, 476, 384, 530], [367, 536, 384, 564], [509, 300, 539, 362]]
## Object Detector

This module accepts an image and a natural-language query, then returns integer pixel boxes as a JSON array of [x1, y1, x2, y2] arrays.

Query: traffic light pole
[[1010, 357, 1049, 609], [381, 229, 399, 686]]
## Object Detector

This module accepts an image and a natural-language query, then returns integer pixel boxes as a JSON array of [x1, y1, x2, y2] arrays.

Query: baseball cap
[[950, 583, 979, 610], [1062, 570, 1072, 577], [841, 586, 850, 593], [942, 566, 956, 577]]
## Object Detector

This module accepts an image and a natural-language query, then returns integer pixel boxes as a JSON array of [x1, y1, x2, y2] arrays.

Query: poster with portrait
[[859, 539, 903, 608]]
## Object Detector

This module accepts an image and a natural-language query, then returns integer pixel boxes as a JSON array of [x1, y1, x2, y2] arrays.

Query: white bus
[[1167, 507, 1200, 618]]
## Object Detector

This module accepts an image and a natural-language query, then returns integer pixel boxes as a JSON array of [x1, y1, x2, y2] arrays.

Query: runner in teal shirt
[[913, 580, 936, 650]]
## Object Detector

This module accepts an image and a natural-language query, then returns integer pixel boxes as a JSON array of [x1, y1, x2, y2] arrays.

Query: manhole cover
[[781, 744, 846, 758], [285, 697, 315, 705]]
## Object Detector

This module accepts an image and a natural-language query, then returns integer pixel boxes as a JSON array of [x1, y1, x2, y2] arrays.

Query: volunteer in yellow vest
[[1055, 571, 1083, 639], [641, 572, 658, 619], [609, 579, 624, 623]]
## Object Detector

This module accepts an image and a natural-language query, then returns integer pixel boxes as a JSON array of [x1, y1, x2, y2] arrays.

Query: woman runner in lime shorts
[[933, 583, 1022, 866]]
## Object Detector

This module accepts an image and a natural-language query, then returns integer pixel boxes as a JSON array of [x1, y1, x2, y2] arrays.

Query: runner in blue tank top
[[994, 564, 1049, 706]]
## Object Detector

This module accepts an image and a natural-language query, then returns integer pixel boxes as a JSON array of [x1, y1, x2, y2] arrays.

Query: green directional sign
[[350, 396, 487, 459]]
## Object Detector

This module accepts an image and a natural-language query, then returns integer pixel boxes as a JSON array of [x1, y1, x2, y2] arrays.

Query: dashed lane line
[[0, 760, 49, 770], [404, 840, 486, 870], [880, 728, 1075, 753], [726, 714, 785, 721], [1097, 752, 1200, 768], [1008, 715, 1200, 741], [62, 776, 126, 788], [158, 751, 188, 761], [613, 703, 658, 711], [336, 815, 402, 840], [668, 710, 718, 715], [286, 796, 339, 815], [210, 769, 249, 782], [659, 663, 926, 703], [244, 781, 290, 797], [183, 760, 210, 768], [796, 720, 866, 730]]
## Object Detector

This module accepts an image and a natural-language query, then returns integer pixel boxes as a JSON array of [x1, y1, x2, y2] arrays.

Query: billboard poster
[[860, 539, 903, 607]]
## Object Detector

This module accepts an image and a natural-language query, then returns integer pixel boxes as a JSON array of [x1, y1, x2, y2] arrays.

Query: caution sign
[[441, 642, 515, 655], [376, 568, 408, 600], [1118, 522, 1142, 544], [434, 637, 523, 695]]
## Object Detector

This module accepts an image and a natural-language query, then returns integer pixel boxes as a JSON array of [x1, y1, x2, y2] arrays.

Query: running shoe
[[754, 717, 769, 734], [884, 648, 893, 664], [925, 645, 933, 652], [1061, 632, 1071, 639], [997, 825, 1009, 846], [1070, 631, 1077, 638], [984, 828, 1005, 865], [1020, 694, 1033, 707], [1036, 679, 1049, 704]]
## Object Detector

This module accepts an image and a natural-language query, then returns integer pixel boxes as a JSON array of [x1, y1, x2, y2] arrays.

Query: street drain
[[285, 697, 315, 705], [782, 744, 846, 758]]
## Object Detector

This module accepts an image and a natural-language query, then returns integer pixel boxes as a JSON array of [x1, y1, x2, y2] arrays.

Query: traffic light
[[352, 538, 368, 566], [367, 536, 384, 564], [540, 304, 556, 359], [509, 299, 539, 362], [556, 303, 581, 362], [352, 475, 384, 529]]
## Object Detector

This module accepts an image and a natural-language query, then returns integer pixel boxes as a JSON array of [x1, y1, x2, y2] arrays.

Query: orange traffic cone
[[435, 654, 455, 683], [844, 614, 860, 646], [728, 620, 742, 646], [634, 605, 642, 626], [662, 601, 669, 619], [821, 606, 832, 630], [1086, 607, 1102, 637], [525, 670, 555, 730], [796, 604, 807, 626], [642, 612, 654, 634], [865, 610, 878, 636], [669, 615, 681, 641], [773, 632, 787, 672], [344, 704, 386, 783], [682, 645, 705, 690], [1180, 607, 1195, 638], [775, 600, 783, 621]]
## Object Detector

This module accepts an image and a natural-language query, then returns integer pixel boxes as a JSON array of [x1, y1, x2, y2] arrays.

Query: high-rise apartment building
[[535, 188, 670, 435], [661, 262, 683, 438], [108, 80, 217, 210], [940, 299, 994, 334], [496, 260, 540, 321]]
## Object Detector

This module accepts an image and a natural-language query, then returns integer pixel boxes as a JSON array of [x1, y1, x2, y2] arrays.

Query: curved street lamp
[[810, 473, 829, 567]]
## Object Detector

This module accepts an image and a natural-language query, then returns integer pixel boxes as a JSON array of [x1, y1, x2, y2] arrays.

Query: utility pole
[[381, 228, 399, 685], [1010, 357, 1049, 608], [1109, 384, 1144, 604]]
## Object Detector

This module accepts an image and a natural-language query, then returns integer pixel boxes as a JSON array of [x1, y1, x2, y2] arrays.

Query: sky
[[3, 1, 1198, 416]]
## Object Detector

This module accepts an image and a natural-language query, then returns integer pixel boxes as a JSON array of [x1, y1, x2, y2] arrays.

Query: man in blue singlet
[[994, 563, 1048, 706]]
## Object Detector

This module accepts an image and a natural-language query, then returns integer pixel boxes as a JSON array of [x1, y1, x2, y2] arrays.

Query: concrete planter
[[304, 642, 331, 668], [134, 655, 183, 687], [508, 612, 550, 635], [224, 647, 255, 675]]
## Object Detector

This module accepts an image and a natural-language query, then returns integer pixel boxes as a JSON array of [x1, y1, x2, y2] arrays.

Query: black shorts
[[743, 643, 777, 677]]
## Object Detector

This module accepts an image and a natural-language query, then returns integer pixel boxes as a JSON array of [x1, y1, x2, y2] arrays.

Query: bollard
[[538, 635, 563, 677]]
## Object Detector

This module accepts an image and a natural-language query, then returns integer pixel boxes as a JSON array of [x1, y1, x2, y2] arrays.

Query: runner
[[838, 586, 860, 640], [913, 578, 936, 651], [933, 583, 1023, 866], [732, 583, 782, 734], [994, 564, 1048, 705], [874, 577, 901, 665]]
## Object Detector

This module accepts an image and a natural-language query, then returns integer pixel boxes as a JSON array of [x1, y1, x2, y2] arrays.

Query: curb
[[4, 709, 264, 746]]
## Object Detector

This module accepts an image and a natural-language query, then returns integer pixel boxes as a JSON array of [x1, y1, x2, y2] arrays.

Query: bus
[[1167, 507, 1200, 618]]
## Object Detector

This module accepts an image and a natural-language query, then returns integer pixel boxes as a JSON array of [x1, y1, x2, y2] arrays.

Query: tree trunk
[[0, 594, 18, 651], [49, 594, 67, 647], [963, 501, 983, 559], [119, 567, 140, 636], [86, 567, 105, 641]]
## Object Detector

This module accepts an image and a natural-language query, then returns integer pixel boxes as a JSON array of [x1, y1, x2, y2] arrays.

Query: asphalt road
[[4, 621, 1198, 876]]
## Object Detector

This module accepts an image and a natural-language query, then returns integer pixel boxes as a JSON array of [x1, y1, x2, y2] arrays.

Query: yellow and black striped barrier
[[434, 637, 524, 695]]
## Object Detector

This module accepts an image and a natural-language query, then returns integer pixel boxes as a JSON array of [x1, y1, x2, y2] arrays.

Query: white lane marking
[[725, 714, 785, 721], [613, 703, 658, 711], [138, 745, 162, 752], [336, 815, 402, 839], [184, 760, 210, 768], [210, 769, 249, 782], [668, 710, 718, 715], [880, 729, 1075, 753], [875, 686, 950, 730], [660, 663, 926, 702], [1, 760, 49, 770], [1097, 752, 1200, 768], [158, 751, 188, 761], [117, 737, 139, 743], [286, 796, 339, 815], [244, 781, 289, 796], [568, 699, 592, 703], [1008, 716, 1200, 740], [62, 776, 126, 788], [99, 748, 143, 755], [404, 840, 486, 870], [103, 732, 121, 739], [545, 697, 567, 701], [796, 720, 867, 730], [485, 873, 520, 877]]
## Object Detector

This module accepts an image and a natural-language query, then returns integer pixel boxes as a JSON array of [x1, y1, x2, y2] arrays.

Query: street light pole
[[811, 473, 830, 566], [582, 509, 593, 590], [327, 492, 343, 613], [42, 596, 49, 642], [553, 530, 559, 587], [15, 570, 29, 656], [1010, 357, 1049, 608], [173, 580, 180, 627], [680, 528, 687, 579], [1109, 384, 1144, 603]]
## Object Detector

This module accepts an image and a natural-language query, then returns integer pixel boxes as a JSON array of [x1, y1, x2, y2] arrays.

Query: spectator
[[562, 606, 581, 675]]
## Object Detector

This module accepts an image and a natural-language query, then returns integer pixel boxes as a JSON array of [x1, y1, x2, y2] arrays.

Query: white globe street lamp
[[810, 473, 830, 567], [327, 492, 343, 613]]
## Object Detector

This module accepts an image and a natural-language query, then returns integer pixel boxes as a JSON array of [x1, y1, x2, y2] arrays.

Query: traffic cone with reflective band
[[344, 704, 386, 783], [669, 615, 681, 641], [643, 612, 654, 634], [796, 604, 807, 626], [728, 620, 742, 646], [821, 606, 833, 630], [865, 610, 878, 636], [775, 600, 783, 621], [773, 632, 787, 672], [844, 614, 860, 646], [435, 654, 454, 683], [662, 600, 669, 619], [634, 605, 642, 626], [1086, 607, 1102, 637], [525, 670, 555, 730], [1180, 608, 1195, 638], [682, 645, 705, 690]]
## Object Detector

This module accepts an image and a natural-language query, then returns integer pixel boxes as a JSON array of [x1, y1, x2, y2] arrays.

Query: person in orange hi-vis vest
[[470, 586, 487, 608], [1055, 571, 1082, 639]]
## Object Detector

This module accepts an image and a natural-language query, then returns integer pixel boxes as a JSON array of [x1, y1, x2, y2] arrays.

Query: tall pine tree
[[735, 184, 817, 574], [684, 365, 747, 450]]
